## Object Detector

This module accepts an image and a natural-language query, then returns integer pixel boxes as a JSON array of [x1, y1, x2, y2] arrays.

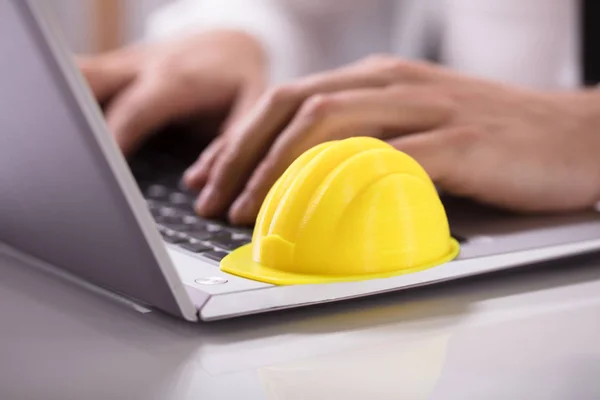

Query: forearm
[[559, 89, 600, 202]]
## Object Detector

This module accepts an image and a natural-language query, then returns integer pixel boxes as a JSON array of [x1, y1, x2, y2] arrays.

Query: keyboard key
[[146, 199, 165, 210], [202, 251, 228, 262], [185, 220, 214, 233], [182, 216, 210, 228], [150, 207, 163, 218], [161, 230, 186, 244], [187, 230, 214, 241], [180, 241, 212, 253], [159, 206, 189, 218], [231, 232, 252, 241], [160, 223, 194, 232], [158, 206, 177, 216], [208, 236, 249, 251], [182, 215, 200, 225], [155, 215, 183, 225], [206, 222, 225, 232], [186, 223, 218, 233], [169, 192, 191, 205], [169, 200, 195, 213], [223, 222, 252, 231], [146, 184, 169, 200]]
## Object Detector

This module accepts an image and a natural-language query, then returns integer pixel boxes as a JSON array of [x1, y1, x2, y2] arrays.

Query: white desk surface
[[2, 249, 600, 400]]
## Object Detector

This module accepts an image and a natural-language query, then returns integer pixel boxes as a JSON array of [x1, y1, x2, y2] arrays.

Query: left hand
[[184, 55, 600, 225], [78, 30, 267, 155]]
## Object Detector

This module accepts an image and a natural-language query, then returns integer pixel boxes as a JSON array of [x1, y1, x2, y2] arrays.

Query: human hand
[[185, 55, 600, 225], [78, 30, 267, 155]]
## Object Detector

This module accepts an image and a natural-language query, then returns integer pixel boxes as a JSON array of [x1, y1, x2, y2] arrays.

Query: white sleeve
[[144, 0, 344, 84]]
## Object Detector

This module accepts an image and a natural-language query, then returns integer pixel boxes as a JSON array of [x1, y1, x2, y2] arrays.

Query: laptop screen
[[0, 0, 193, 319]]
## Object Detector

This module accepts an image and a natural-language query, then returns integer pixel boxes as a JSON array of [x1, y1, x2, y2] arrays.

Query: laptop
[[1, 0, 600, 322]]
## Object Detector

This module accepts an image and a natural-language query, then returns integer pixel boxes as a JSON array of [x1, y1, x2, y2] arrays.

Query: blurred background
[[46, 0, 170, 53]]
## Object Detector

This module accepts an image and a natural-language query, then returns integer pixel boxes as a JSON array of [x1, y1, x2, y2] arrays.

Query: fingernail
[[185, 165, 211, 191], [195, 186, 216, 215], [230, 195, 257, 225], [229, 196, 248, 222], [183, 167, 195, 182], [184, 164, 201, 185]]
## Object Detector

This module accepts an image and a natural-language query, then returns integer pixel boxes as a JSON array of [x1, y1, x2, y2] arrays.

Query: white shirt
[[144, 0, 580, 89]]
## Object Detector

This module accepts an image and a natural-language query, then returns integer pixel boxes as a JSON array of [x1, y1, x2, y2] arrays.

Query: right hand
[[78, 30, 267, 156], [188, 55, 600, 225]]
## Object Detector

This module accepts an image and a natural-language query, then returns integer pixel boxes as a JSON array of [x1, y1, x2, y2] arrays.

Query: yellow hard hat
[[220, 137, 459, 285]]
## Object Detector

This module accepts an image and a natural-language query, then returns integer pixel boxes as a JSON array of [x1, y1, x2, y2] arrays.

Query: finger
[[228, 60, 399, 152], [190, 81, 267, 217], [195, 62, 419, 219], [183, 136, 225, 190], [227, 87, 452, 224], [183, 78, 264, 191], [78, 57, 134, 103], [221, 77, 266, 134], [77, 48, 141, 103], [387, 127, 477, 187], [358, 54, 444, 83], [104, 76, 191, 154]]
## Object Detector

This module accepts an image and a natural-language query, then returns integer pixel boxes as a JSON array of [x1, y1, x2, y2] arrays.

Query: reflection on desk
[[1, 247, 600, 399]]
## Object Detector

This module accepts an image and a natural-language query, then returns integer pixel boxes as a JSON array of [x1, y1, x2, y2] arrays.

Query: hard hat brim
[[220, 238, 461, 286]]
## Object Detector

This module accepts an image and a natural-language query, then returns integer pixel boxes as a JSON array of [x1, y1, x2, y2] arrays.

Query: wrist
[[576, 90, 600, 204], [548, 90, 600, 205]]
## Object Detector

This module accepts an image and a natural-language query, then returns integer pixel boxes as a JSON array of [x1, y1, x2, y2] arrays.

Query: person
[[79, 0, 600, 226]]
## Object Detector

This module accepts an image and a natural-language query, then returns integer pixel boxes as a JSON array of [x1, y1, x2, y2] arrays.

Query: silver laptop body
[[1, 0, 600, 322]]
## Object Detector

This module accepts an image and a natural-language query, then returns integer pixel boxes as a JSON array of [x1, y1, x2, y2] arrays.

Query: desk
[[1, 249, 600, 400]]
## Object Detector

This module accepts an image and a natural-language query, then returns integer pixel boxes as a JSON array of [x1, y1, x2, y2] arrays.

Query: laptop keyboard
[[142, 180, 252, 262], [141, 178, 469, 263], [131, 150, 468, 265]]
